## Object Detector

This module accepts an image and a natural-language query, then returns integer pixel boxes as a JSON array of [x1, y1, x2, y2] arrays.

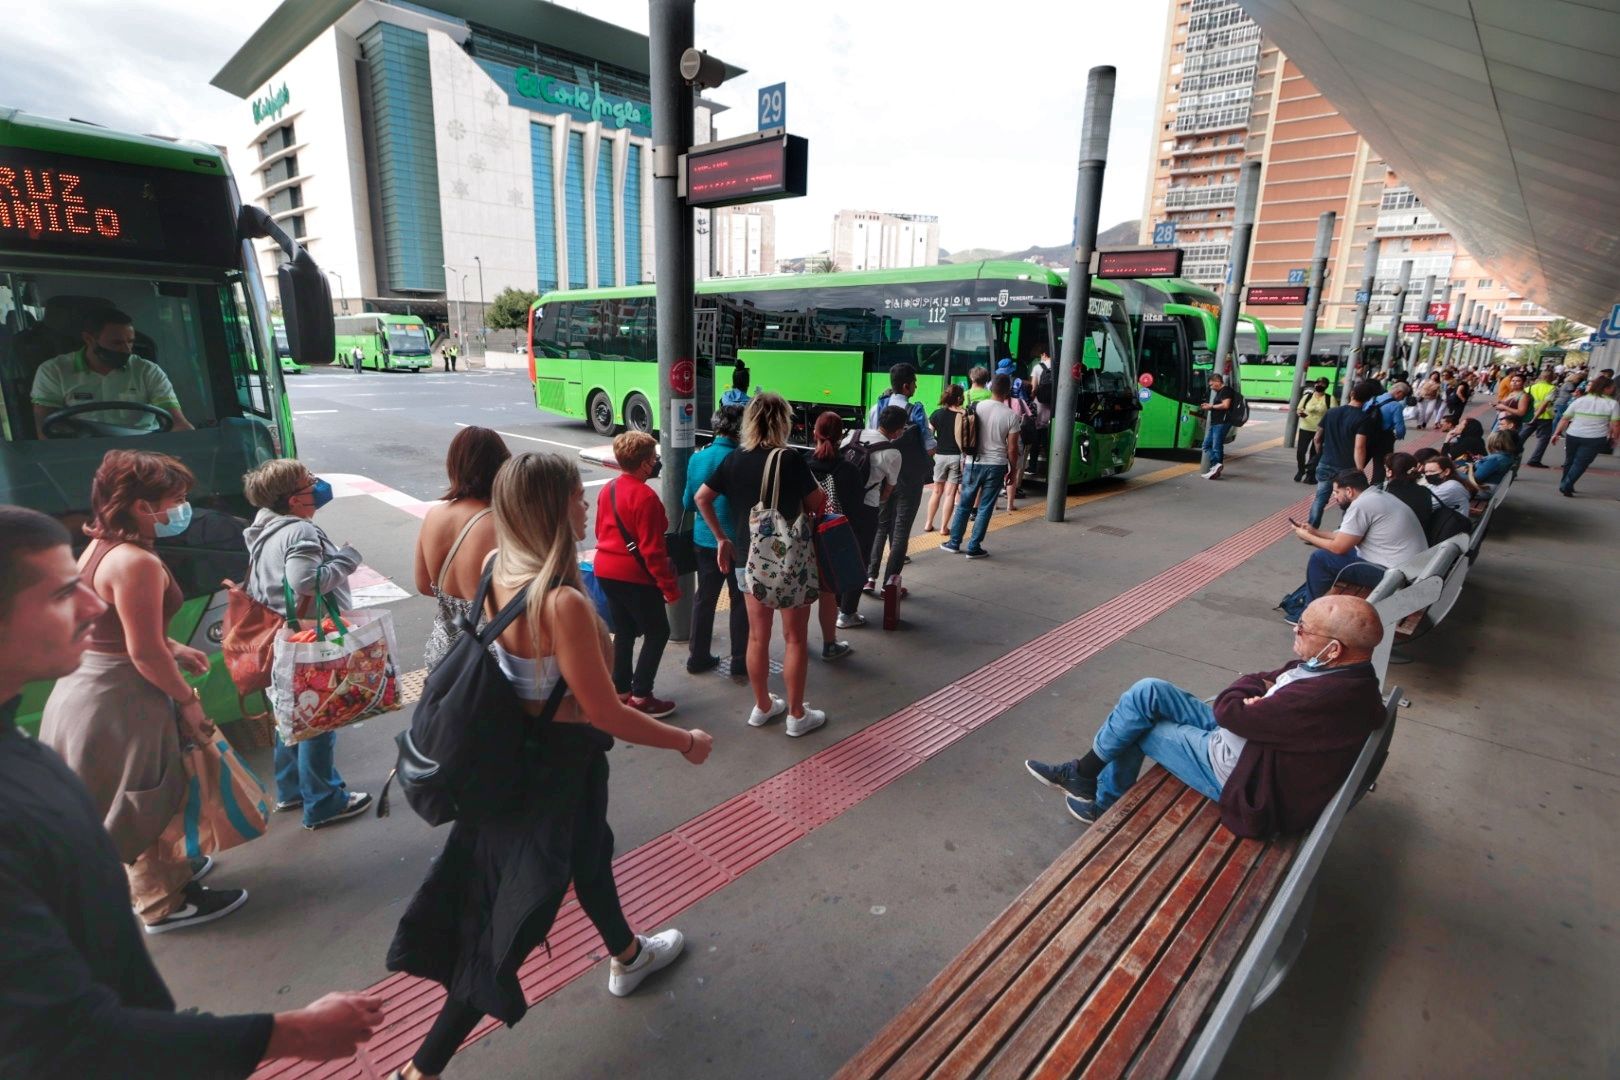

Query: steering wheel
[[41, 401, 175, 438]]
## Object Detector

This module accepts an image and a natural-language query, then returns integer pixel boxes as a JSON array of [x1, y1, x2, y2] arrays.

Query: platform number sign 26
[[758, 83, 786, 131]]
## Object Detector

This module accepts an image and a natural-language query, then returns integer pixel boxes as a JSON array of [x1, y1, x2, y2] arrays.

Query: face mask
[[1302, 639, 1339, 672], [648, 459, 663, 480], [98, 344, 133, 369], [310, 478, 334, 510], [153, 501, 192, 538]]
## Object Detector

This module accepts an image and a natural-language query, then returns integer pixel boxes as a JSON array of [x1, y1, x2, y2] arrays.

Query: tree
[[809, 256, 842, 274], [1534, 317, 1582, 348], [486, 286, 539, 331]]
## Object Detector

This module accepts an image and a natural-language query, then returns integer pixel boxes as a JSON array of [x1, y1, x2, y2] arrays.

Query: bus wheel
[[588, 390, 616, 435], [623, 392, 653, 435]]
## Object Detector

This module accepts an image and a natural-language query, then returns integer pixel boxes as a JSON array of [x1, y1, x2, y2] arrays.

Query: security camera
[[680, 48, 727, 90]]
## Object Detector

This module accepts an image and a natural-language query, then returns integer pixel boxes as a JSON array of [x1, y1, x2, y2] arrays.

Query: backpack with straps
[[1033, 361, 1055, 408], [955, 403, 982, 457], [381, 566, 567, 826], [840, 430, 894, 503]]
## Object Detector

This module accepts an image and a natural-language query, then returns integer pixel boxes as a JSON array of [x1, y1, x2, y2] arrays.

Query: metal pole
[[1383, 259, 1412, 374], [1213, 159, 1261, 392], [1425, 279, 1450, 371], [326, 269, 348, 313], [1346, 236, 1379, 384], [1047, 65, 1115, 523], [474, 254, 486, 357], [460, 274, 470, 351], [1406, 273, 1435, 375], [1283, 211, 1336, 448], [650, 0, 695, 633], [1442, 290, 1466, 368]]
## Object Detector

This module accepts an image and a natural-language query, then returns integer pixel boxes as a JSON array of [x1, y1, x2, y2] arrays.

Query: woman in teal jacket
[[682, 405, 748, 675]]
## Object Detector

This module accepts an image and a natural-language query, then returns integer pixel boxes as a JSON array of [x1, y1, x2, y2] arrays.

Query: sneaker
[[1024, 758, 1097, 801], [628, 694, 677, 719], [144, 883, 249, 935], [686, 654, 722, 675], [822, 640, 853, 662], [939, 540, 961, 554], [274, 797, 303, 813], [861, 577, 879, 596], [1526, 461, 1549, 469], [786, 706, 827, 738], [188, 854, 214, 884], [964, 548, 990, 560], [1203, 463, 1224, 480], [748, 694, 787, 727], [883, 578, 910, 599], [1065, 794, 1100, 825], [608, 929, 686, 997], [836, 611, 868, 629], [304, 791, 373, 830]]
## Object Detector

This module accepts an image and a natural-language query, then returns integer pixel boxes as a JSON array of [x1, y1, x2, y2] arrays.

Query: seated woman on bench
[[1024, 596, 1385, 838]]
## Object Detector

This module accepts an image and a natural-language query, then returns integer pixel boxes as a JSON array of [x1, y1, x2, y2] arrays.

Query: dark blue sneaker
[[964, 548, 990, 560], [1024, 758, 1097, 801], [1065, 794, 1100, 824], [939, 540, 961, 554]]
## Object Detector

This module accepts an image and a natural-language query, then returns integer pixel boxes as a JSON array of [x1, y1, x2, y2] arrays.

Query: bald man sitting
[[1025, 596, 1386, 839]]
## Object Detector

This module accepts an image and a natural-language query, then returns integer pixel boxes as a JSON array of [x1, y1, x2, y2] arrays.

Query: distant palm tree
[[1534, 317, 1582, 348], [809, 256, 842, 274]]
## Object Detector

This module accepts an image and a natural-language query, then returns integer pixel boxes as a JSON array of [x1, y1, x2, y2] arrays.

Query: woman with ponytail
[[803, 410, 860, 661], [387, 452, 712, 1080]]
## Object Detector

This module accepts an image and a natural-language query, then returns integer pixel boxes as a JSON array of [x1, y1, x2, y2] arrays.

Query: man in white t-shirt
[[30, 308, 192, 437], [843, 406, 904, 511], [942, 373, 1020, 560], [1279, 468, 1428, 621]]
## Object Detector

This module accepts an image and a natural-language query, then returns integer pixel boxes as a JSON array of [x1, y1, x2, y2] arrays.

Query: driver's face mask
[[97, 342, 133, 369]]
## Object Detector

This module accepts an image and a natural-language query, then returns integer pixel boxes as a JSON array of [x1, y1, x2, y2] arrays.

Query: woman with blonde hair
[[387, 452, 711, 1080], [695, 392, 829, 736], [41, 449, 248, 933]]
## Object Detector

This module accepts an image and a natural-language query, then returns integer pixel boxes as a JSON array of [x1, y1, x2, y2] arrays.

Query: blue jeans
[[948, 462, 1007, 553], [1279, 549, 1386, 621], [1308, 459, 1344, 528], [1560, 435, 1607, 493], [1093, 678, 1224, 811], [1202, 422, 1230, 465], [273, 730, 350, 826]]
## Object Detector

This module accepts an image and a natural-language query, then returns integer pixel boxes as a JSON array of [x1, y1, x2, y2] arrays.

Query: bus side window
[[223, 282, 272, 419]]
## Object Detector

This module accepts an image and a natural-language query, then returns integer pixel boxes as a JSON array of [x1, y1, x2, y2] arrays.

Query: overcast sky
[[2, 0, 1167, 258]]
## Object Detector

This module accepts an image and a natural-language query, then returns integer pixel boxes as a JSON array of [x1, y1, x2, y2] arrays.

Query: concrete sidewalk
[[154, 428, 1618, 1078]]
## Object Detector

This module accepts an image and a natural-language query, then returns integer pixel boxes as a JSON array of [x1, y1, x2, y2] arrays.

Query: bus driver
[[31, 308, 193, 437]]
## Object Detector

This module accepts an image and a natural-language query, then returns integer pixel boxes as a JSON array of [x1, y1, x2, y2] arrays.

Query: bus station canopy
[[1242, 0, 1620, 324]]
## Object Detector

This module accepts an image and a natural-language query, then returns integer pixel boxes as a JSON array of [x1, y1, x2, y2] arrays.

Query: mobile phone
[[1287, 517, 1303, 528]]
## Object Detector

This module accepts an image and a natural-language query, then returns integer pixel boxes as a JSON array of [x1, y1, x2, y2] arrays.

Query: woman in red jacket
[[595, 431, 679, 717]]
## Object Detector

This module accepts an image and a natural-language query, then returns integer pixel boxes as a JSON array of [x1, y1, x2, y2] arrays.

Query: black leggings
[[1295, 432, 1319, 477], [598, 578, 669, 697]]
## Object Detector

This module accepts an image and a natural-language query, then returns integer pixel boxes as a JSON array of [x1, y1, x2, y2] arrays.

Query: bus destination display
[[1246, 285, 1310, 306], [0, 152, 160, 253], [685, 134, 808, 208], [1094, 248, 1184, 279]]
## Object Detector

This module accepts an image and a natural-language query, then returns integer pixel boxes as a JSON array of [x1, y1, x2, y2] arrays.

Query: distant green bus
[[271, 317, 308, 374], [1236, 327, 1382, 401], [528, 261, 1141, 485], [334, 312, 433, 371]]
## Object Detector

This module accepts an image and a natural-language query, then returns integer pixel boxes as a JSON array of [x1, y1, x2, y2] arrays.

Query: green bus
[[272, 317, 308, 374], [1, 106, 333, 733], [528, 261, 1141, 484], [1236, 327, 1383, 401], [333, 312, 433, 371]]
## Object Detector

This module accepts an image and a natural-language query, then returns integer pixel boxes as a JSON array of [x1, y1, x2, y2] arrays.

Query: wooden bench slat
[[1064, 837, 1266, 1080], [834, 771, 1181, 1080], [1125, 839, 1300, 1079], [975, 797, 1224, 1079], [1025, 821, 1243, 1080]]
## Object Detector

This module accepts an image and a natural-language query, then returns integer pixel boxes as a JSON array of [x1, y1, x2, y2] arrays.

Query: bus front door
[[1136, 320, 1195, 449]]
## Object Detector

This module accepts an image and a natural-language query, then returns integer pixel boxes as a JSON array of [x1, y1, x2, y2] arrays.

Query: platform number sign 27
[[758, 83, 786, 131]]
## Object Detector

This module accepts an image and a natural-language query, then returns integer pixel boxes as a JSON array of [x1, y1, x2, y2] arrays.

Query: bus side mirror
[[277, 250, 335, 369]]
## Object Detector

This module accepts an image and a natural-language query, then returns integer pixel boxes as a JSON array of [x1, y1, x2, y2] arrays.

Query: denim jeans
[[1561, 435, 1607, 493], [1093, 678, 1224, 811], [1202, 422, 1230, 466], [1308, 459, 1343, 528], [948, 462, 1008, 553], [273, 730, 349, 827]]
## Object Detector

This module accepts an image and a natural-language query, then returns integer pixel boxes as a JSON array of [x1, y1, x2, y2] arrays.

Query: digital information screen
[[685, 134, 808, 209], [0, 146, 236, 265], [1093, 247, 1184, 279], [1401, 321, 1437, 333], [1246, 285, 1310, 306]]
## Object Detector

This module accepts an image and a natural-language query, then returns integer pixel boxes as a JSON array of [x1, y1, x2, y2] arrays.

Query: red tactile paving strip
[[251, 495, 1314, 1078]]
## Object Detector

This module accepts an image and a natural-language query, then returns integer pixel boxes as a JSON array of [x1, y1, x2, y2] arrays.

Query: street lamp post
[[442, 264, 465, 357], [473, 255, 486, 356], [326, 269, 349, 313]]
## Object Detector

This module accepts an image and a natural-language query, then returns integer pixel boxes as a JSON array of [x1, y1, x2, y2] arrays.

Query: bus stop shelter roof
[[1240, 0, 1620, 324], [212, 0, 743, 97]]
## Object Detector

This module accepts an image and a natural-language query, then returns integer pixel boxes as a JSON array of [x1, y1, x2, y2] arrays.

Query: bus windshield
[[387, 324, 431, 355]]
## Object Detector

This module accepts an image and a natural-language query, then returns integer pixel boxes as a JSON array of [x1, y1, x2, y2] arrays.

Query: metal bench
[[838, 691, 1403, 1080]]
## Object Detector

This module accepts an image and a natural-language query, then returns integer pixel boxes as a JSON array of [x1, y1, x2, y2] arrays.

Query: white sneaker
[[608, 929, 685, 997], [747, 694, 787, 727], [786, 706, 827, 738], [836, 611, 868, 629]]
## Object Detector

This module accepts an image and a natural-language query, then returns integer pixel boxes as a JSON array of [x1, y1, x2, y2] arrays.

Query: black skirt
[[386, 721, 616, 1024]]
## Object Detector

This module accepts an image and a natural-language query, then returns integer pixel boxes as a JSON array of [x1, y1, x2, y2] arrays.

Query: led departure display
[[1094, 248, 1185, 279], [1246, 285, 1310, 305], [685, 134, 807, 208]]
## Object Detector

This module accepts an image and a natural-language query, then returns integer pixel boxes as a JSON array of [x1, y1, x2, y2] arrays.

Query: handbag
[[381, 566, 567, 826], [578, 559, 614, 623], [220, 518, 305, 698], [170, 730, 271, 857], [814, 512, 866, 595], [424, 507, 493, 672], [744, 448, 819, 609], [269, 587, 401, 744]]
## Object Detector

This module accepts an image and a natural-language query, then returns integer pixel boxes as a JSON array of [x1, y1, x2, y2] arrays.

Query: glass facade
[[564, 131, 587, 289], [595, 142, 615, 287], [531, 123, 558, 293], [624, 144, 643, 283], [359, 22, 445, 293]]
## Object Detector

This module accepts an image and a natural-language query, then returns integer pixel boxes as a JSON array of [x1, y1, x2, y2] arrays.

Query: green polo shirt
[[31, 349, 181, 431]]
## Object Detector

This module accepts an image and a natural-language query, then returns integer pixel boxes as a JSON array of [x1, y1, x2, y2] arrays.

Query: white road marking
[[454, 421, 588, 452], [295, 410, 338, 415]]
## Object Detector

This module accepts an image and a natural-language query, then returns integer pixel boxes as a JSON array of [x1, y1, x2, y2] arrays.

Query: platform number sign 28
[[758, 83, 786, 131]]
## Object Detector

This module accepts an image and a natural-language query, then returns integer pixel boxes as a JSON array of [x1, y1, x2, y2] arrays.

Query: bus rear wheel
[[623, 392, 653, 435], [587, 390, 615, 436]]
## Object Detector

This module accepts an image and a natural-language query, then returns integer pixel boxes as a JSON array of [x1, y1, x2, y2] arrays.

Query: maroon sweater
[[1213, 660, 1384, 839]]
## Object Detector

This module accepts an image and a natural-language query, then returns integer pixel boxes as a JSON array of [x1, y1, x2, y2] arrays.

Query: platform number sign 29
[[758, 83, 786, 132]]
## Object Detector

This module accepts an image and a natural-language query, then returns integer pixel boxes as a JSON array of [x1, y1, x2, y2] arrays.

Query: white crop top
[[491, 640, 565, 702]]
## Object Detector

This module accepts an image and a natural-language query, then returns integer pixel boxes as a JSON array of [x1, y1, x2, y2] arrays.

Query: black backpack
[[1032, 361, 1055, 407], [379, 566, 567, 826], [841, 430, 895, 502], [1227, 387, 1251, 428], [1423, 491, 1472, 545]]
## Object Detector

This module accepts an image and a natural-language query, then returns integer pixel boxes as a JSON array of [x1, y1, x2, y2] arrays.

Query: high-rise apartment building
[[704, 205, 775, 278], [831, 211, 940, 273], [1142, 0, 1570, 342]]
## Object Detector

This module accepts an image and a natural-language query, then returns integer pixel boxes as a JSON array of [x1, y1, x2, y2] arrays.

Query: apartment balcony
[[1165, 184, 1238, 210], [1174, 107, 1251, 135], [1375, 209, 1446, 237], [1186, 24, 1263, 53]]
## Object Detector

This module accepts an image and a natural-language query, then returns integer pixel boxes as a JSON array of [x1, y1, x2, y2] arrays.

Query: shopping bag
[[176, 731, 271, 858], [579, 560, 614, 623], [814, 513, 866, 595], [745, 449, 818, 609], [269, 598, 401, 744]]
